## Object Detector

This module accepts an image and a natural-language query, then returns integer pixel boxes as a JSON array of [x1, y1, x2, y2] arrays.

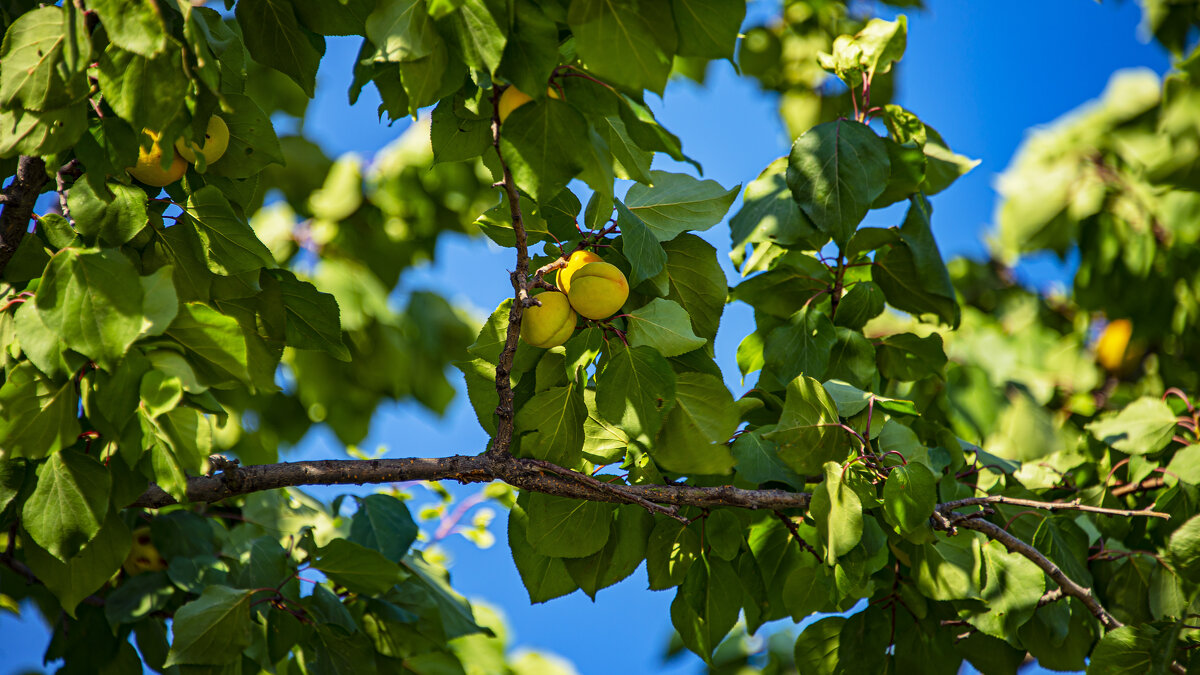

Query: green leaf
[[0, 105, 87, 158], [653, 372, 738, 475], [349, 494, 419, 562], [430, 94, 492, 164], [825, 327, 876, 389], [882, 462, 936, 534], [96, 44, 188, 134], [508, 498, 580, 603], [90, 0, 168, 57], [308, 155, 363, 221], [662, 234, 726, 342], [671, 556, 741, 661], [793, 616, 845, 674], [496, 0, 559, 98], [164, 586, 254, 666], [184, 186, 276, 275], [809, 461, 862, 562], [731, 426, 805, 489], [616, 200, 668, 288], [139, 369, 183, 418], [22, 450, 112, 562], [205, 94, 286, 179], [165, 303, 256, 390], [1031, 515, 1092, 586], [500, 99, 589, 203], [1168, 515, 1200, 584], [236, 0, 325, 96], [365, 0, 437, 62], [596, 343, 676, 440], [563, 504, 653, 598], [783, 559, 835, 621], [268, 270, 350, 360], [569, 0, 673, 94], [833, 281, 885, 330], [921, 124, 979, 196], [68, 177, 149, 247], [314, 539, 406, 595], [730, 157, 821, 252], [626, 298, 707, 357], [582, 390, 629, 463], [514, 382, 587, 467], [437, 0, 505, 73], [36, 248, 144, 368], [968, 540, 1046, 639], [766, 375, 852, 476], [913, 532, 984, 601], [646, 517, 700, 590], [0, 6, 90, 111], [525, 493, 614, 558], [625, 171, 740, 242], [22, 510, 130, 617], [787, 119, 890, 247], [105, 571, 175, 627], [764, 307, 836, 384], [672, 0, 744, 60], [1087, 625, 1169, 675], [877, 332, 947, 381], [0, 459, 25, 513], [1086, 396, 1179, 456], [0, 363, 80, 459], [872, 196, 960, 326]]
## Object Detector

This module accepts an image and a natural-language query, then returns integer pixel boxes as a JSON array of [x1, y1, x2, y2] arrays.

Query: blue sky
[[0, 2, 1176, 673]]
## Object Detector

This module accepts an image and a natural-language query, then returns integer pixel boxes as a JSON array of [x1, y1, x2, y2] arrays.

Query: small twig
[[775, 511, 822, 562], [938, 495, 1169, 520], [1111, 476, 1166, 497]]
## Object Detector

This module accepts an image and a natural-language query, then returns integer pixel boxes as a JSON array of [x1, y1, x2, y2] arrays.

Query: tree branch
[[488, 88, 533, 461], [0, 156, 50, 275], [939, 495, 1169, 520], [128, 453, 813, 513], [932, 511, 1122, 630]]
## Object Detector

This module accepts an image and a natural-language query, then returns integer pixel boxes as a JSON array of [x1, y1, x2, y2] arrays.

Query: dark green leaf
[[671, 556, 741, 661], [596, 343, 676, 441], [508, 498, 580, 603], [23, 510, 130, 617], [499, 99, 588, 202], [883, 462, 936, 534], [349, 494, 419, 562], [164, 586, 253, 666], [96, 44, 188, 133], [569, 0, 673, 94], [236, 0, 325, 96], [68, 177, 149, 247], [672, 0, 744, 60], [764, 307, 836, 384], [313, 539, 406, 595], [514, 382, 587, 467], [787, 119, 889, 247], [525, 492, 614, 558]]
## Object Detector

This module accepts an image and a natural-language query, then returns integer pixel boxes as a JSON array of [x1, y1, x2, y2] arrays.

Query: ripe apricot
[[127, 130, 187, 187], [498, 85, 562, 123], [567, 261, 629, 320], [521, 291, 576, 348], [556, 250, 603, 294], [175, 115, 230, 165]]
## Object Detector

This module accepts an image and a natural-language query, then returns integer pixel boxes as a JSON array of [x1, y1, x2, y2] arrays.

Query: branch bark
[[940, 495, 1169, 520], [128, 453, 813, 514], [0, 156, 50, 275], [488, 89, 532, 460]]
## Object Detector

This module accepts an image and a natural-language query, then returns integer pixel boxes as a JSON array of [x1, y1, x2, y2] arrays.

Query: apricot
[[127, 130, 187, 187], [556, 250, 603, 294], [175, 115, 230, 166], [122, 526, 167, 576], [521, 291, 576, 348], [1096, 318, 1133, 371], [498, 85, 562, 124], [567, 262, 629, 320]]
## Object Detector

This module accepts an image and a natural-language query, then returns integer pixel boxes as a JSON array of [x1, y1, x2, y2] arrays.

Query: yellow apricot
[[175, 115, 230, 165], [521, 291, 577, 348], [122, 526, 167, 576], [567, 261, 629, 320], [127, 130, 187, 187], [1096, 318, 1133, 371], [556, 250, 603, 294], [498, 85, 562, 123]]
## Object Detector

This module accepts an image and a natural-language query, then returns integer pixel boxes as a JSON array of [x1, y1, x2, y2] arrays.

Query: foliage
[[1, 1, 1200, 674]]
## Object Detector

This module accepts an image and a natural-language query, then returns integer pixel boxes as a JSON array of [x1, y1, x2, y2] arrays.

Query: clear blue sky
[[0, 2, 1174, 673]]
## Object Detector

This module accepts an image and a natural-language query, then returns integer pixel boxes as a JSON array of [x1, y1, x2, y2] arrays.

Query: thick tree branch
[[0, 156, 50, 274], [128, 453, 813, 513]]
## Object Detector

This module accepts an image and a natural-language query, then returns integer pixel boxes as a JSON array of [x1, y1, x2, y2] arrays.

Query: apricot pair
[[127, 115, 230, 187], [520, 251, 630, 349]]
